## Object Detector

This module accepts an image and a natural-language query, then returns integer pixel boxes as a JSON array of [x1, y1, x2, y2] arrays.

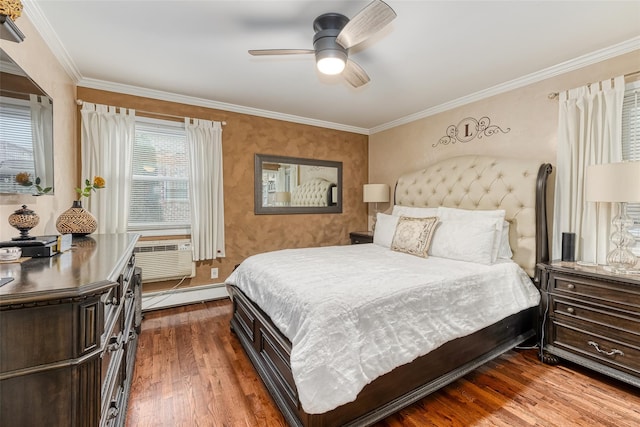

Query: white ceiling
[[25, 0, 640, 134]]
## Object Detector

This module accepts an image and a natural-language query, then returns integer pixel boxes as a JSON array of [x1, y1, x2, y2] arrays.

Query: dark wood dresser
[[538, 261, 640, 387], [0, 233, 141, 427]]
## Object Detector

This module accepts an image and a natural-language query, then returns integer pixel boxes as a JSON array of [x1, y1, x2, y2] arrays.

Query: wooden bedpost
[[534, 163, 553, 287]]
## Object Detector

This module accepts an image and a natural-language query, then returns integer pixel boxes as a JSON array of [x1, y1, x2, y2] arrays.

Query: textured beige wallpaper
[[0, 16, 78, 241], [76, 87, 368, 291]]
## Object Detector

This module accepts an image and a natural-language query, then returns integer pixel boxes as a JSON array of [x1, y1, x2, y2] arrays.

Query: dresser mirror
[[254, 154, 342, 214], [0, 48, 54, 195]]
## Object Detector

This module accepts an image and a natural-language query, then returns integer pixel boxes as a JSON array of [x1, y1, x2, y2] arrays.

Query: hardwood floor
[[126, 299, 640, 427]]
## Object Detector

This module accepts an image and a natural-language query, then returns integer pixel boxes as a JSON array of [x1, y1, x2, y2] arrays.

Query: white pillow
[[392, 205, 439, 218], [498, 221, 513, 259], [373, 213, 400, 248], [429, 218, 500, 264], [437, 207, 506, 262]]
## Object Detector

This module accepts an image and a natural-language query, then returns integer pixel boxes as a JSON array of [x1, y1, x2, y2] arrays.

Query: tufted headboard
[[291, 178, 336, 207], [395, 155, 552, 279]]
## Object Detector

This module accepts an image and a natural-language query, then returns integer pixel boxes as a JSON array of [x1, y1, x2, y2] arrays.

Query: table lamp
[[363, 183, 390, 231], [586, 161, 640, 273]]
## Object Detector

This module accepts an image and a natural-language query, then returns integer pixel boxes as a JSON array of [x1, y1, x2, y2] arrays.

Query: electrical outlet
[[210, 268, 219, 279]]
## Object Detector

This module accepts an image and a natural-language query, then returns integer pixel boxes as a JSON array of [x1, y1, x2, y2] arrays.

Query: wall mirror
[[254, 154, 342, 214], [0, 48, 54, 195]]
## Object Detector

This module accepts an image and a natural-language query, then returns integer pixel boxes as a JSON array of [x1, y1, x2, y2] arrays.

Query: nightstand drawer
[[552, 274, 640, 313], [552, 296, 640, 335], [552, 321, 640, 377]]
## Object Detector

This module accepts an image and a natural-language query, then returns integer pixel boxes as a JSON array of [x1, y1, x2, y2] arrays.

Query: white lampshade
[[363, 184, 390, 203], [586, 161, 640, 202], [275, 191, 291, 203]]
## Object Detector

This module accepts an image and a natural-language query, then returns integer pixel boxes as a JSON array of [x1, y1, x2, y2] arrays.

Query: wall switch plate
[[210, 268, 219, 279]]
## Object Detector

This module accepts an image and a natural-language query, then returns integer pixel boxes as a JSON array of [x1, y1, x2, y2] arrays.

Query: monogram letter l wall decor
[[433, 116, 510, 148]]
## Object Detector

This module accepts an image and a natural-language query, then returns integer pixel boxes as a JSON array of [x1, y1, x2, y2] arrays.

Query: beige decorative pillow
[[391, 216, 439, 258]]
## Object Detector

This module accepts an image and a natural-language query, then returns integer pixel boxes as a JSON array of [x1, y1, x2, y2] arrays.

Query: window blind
[[621, 83, 640, 254], [0, 99, 34, 193], [129, 119, 191, 230]]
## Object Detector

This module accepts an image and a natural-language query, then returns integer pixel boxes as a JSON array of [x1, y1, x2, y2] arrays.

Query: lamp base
[[603, 203, 638, 274]]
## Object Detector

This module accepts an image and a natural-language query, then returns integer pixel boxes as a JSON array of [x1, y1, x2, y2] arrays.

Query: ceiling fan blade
[[342, 59, 370, 88], [336, 0, 396, 49], [248, 49, 315, 56]]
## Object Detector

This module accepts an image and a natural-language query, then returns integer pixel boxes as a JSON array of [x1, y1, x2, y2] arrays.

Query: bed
[[290, 178, 337, 207], [227, 155, 552, 426]]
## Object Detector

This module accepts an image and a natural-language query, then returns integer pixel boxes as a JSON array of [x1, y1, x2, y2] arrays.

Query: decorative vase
[[56, 200, 97, 237], [8, 204, 39, 240]]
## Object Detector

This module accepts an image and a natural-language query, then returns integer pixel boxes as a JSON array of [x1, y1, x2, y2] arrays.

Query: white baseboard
[[141, 282, 229, 312]]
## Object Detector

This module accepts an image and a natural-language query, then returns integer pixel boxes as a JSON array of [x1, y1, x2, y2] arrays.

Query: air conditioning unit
[[134, 239, 195, 282]]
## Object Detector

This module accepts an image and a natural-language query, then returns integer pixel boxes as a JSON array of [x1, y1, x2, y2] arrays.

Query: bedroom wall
[[368, 50, 640, 247], [0, 16, 78, 241], [76, 87, 368, 292]]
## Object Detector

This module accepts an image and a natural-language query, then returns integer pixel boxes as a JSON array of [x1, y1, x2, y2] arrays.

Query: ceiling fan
[[248, 0, 397, 88]]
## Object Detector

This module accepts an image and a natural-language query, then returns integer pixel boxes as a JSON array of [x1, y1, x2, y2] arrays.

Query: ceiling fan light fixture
[[317, 57, 345, 75], [316, 49, 346, 75]]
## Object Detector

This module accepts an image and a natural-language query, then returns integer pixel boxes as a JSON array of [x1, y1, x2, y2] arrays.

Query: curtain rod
[[75, 99, 227, 125], [548, 70, 640, 100]]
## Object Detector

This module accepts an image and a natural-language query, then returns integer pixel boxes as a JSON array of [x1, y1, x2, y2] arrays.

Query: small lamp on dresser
[[586, 161, 640, 273], [363, 183, 389, 231], [275, 191, 291, 206]]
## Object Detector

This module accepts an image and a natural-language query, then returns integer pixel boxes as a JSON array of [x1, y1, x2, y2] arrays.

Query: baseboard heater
[[141, 283, 229, 311], [134, 239, 195, 282]]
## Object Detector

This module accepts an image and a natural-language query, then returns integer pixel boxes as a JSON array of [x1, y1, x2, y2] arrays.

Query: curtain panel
[[29, 94, 54, 188], [552, 76, 625, 264], [80, 102, 136, 234], [185, 118, 225, 261]]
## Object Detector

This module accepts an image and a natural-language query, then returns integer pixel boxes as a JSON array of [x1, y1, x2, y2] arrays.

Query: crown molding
[[370, 36, 640, 134], [22, 0, 82, 82], [77, 78, 369, 135]]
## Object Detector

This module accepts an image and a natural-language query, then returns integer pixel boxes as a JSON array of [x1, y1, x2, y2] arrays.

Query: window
[[129, 117, 190, 233], [0, 97, 34, 194], [621, 81, 640, 255]]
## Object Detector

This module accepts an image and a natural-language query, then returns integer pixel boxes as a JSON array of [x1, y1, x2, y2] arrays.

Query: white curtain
[[185, 118, 225, 261], [552, 76, 625, 264], [80, 102, 135, 233], [29, 94, 53, 188]]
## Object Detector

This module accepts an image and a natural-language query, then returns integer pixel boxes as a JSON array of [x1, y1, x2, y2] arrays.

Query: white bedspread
[[225, 244, 540, 414]]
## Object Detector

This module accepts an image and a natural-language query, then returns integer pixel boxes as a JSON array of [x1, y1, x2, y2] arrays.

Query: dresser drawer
[[101, 309, 123, 395], [551, 296, 640, 336], [551, 274, 640, 313], [102, 285, 121, 338], [551, 320, 640, 377]]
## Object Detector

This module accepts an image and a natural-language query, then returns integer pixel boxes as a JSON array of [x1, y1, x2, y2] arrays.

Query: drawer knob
[[588, 341, 624, 357], [566, 283, 575, 290], [104, 296, 118, 306], [107, 400, 119, 419], [107, 335, 121, 352], [566, 307, 575, 314]]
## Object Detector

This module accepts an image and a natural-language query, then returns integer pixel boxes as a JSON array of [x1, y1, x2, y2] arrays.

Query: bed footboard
[[229, 285, 535, 427]]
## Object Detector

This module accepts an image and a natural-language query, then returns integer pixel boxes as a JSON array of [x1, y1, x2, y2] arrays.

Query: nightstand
[[349, 231, 373, 244], [538, 261, 640, 388]]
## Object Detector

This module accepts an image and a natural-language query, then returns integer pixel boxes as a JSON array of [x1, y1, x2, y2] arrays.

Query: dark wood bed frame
[[229, 162, 553, 427]]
